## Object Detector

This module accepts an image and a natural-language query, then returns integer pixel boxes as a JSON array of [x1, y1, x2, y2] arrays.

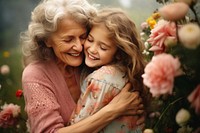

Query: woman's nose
[[73, 39, 83, 52]]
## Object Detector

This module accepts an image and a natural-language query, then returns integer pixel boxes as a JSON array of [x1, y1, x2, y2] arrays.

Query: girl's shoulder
[[86, 65, 127, 88], [94, 65, 122, 76]]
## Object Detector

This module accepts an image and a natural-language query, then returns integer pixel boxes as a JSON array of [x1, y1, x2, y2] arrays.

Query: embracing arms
[[58, 83, 144, 133]]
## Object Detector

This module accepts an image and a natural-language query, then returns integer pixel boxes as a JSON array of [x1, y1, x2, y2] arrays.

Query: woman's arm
[[58, 83, 143, 133]]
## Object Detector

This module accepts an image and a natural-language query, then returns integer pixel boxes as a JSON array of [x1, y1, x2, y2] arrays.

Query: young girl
[[69, 8, 147, 133]]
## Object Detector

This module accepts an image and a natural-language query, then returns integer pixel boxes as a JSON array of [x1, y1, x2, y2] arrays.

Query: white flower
[[0, 65, 10, 75], [140, 32, 145, 37], [178, 23, 200, 49], [177, 125, 193, 133], [176, 108, 191, 126], [144, 42, 149, 49], [143, 129, 154, 133]]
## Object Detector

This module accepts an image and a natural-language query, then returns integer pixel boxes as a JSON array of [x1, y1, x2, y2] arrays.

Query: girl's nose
[[89, 43, 97, 54]]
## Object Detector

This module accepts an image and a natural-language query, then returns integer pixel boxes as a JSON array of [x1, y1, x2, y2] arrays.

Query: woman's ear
[[44, 38, 52, 47]]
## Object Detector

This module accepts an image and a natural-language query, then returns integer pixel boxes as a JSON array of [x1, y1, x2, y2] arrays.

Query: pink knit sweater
[[22, 60, 80, 133]]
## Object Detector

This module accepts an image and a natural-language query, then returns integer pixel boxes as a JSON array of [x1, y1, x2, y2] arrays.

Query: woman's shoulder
[[22, 60, 57, 82]]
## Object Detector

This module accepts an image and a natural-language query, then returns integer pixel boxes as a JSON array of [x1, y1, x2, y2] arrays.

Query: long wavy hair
[[20, 0, 97, 67], [83, 7, 149, 105]]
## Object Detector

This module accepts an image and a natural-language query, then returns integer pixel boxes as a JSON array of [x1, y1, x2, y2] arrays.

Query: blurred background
[[0, 0, 160, 132]]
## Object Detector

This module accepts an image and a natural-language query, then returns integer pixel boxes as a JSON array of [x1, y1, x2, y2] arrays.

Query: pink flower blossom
[[141, 22, 149, 30], [159, 2, 189, 21], [0, 103, 21, 128], [188, 84, 200, 114], [142, 53, 181, 97], [147, 20, 177, 55]]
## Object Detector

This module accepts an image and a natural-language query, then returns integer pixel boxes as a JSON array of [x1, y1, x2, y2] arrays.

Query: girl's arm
[[58, 83, 143, 133]]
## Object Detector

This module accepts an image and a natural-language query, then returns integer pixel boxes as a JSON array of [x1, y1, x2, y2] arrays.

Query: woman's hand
[[108, 83, 144, 117], [136, 114, 145, 130]]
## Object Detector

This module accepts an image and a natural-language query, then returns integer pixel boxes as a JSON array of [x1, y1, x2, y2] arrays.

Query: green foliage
[[0, 48, 27, 133]]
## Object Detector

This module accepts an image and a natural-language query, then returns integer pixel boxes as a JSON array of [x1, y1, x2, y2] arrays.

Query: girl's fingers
[[121, 82, 132, 92]]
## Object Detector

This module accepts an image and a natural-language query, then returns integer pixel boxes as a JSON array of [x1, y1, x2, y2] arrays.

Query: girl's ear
[[44, 38, 52, 47], [116, 54, 121, 60], [115, 50, 122, 60]]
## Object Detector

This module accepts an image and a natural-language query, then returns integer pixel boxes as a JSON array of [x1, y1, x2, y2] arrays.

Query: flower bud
[[144, 129, 154, 133], [178, 23, 200, 49], [159, 2, 189, 21], [176, 108, 191, 126], [164, 36, 177, 48]]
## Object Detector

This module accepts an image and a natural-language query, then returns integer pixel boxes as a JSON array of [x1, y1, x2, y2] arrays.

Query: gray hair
[[20, 0, 97, 66]]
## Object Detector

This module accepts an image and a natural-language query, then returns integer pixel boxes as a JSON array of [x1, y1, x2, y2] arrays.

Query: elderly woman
[[20, 0, 144, 132]]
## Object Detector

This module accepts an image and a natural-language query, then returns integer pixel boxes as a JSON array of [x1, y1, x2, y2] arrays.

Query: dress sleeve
[[23, 82, 64, 133]]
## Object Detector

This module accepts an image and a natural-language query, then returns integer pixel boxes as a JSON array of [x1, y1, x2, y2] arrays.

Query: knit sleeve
[[23, 82, 64, 133]]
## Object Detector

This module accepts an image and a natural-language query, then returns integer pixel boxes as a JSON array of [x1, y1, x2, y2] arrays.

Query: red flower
[[16, 89, 23, 98], [188, 84, 200, 114]]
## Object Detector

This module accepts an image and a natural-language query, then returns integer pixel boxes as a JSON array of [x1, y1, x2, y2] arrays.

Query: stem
[[153, 97, 184, 130]]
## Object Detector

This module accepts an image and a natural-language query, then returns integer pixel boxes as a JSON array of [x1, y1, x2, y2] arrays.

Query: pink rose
[[0, 109, 16, 128], [142, 53, 181, 97], [147, 20, 177, 55], [0, 103, 21, 128], [159, 2, 189, 21], [188, 84, 200, 114], [141, 22, 149, 30]]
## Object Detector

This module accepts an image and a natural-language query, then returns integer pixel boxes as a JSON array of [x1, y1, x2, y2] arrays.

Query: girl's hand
[[108, 83, 144, 117]]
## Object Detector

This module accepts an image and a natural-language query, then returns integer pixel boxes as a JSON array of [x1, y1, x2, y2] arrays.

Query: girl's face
[[84, 23, 117, 68], [45, 17, 87, 67]]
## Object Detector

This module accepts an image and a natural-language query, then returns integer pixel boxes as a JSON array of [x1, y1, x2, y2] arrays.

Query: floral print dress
[[69, 65, 142, 133]]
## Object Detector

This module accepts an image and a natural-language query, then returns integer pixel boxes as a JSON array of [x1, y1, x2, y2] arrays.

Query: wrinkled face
[[84, 23, 117, 68], [45, 17, 87, 67]]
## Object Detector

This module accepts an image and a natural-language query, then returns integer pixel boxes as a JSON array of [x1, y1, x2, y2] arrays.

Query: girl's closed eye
[[100, 44, 108, 51]]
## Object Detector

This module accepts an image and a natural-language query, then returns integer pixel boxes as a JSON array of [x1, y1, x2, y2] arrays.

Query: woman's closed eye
[[64, 37, 73, 43], [87, 36, 94, 42]]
